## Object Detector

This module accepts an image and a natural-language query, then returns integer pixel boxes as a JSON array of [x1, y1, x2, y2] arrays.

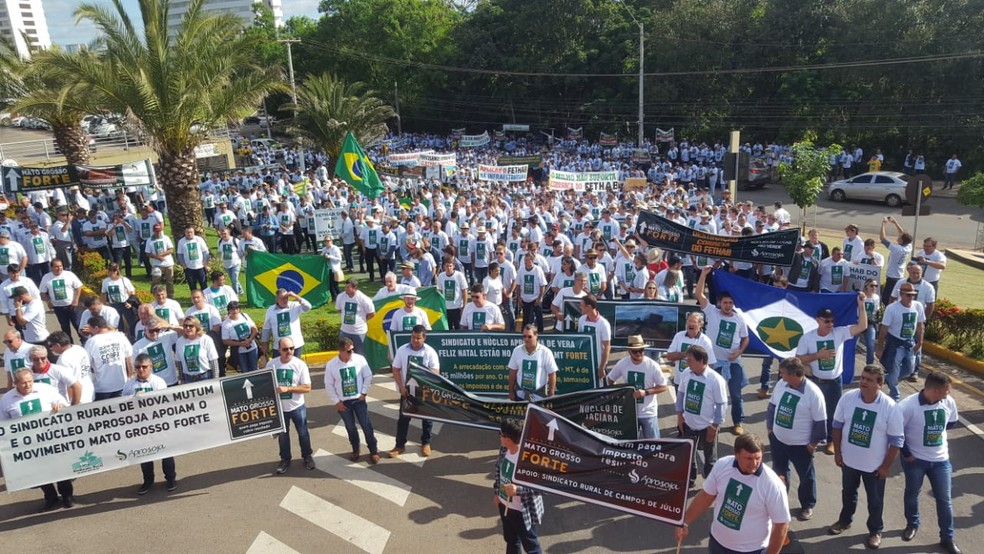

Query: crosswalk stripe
[[331, 424, 429, 466], [374, 380, 398, 393], [280, 485, 391, 554], [312, 448, 412, 506], [247, 532, 301, 554]]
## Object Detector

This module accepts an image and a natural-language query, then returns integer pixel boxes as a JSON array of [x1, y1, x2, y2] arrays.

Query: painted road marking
[[312, 448, 412, 506], [280, 486, 391, 554], [366, 396, 444, 434], [331, 424, 429, 466], [246, 532, 301, 554]]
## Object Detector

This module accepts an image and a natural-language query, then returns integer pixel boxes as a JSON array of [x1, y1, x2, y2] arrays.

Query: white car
[[827, 171, 908, 207]]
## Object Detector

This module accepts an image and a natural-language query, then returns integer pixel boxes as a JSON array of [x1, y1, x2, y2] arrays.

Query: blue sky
[[46, 0, 322, 46]]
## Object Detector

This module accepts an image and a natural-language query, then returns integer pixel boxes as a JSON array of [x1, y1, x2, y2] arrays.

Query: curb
[[923, 342, 984, 377], [945, 248, 984, 272], [302, 351, 338, 366]]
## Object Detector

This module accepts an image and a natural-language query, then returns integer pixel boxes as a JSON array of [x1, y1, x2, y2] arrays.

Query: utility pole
[[279, 38, 305, 174], [618, 1, 645, 147]]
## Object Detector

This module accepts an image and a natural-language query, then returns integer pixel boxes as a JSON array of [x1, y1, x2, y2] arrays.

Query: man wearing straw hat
[[606, 335, 668, 439]]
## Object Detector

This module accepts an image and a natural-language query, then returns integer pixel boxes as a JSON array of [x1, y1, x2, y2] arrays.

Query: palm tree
[[284, 73, 395, 162], [44, 0, 284, 233], [11, 50, 100, 166], [0, 37, 26, 117]]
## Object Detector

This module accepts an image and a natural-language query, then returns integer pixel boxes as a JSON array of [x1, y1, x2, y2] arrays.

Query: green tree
[[44, 0, 284, 234], [779, 136, 841, 231], [956, 172, 984, 210], [284, 73, 395, 161]]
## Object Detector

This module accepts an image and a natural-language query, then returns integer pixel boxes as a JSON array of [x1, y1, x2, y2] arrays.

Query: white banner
[[502, 124, 530, 132], [548, 170, 621, 193], [459, 131, 490, 148], [0, 371, 284, 491], [848, 262, 883, 291], [419, 152, 457, 167], [314, 208, 344, 241], [477, 164, 528, 182], [388, 150, 433, 167]]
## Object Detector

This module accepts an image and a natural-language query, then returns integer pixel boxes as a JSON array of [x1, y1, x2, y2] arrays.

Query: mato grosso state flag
[[365, 287, 449, 369], [712, 270, 860, 383], [245, 250, 332, 308]]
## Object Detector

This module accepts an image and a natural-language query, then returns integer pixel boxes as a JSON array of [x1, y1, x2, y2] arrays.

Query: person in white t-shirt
[[324, 337, 379, 464], [577, 294, 611, 381], [912, 237, 946, 294], [827, 364, 903, 549], [842, 224, 865, 262], [177, 227, 210, 293], [145, 223, 175, 297], [46, 331, 94, 403], [174, 316, 219, 382], [494, 419, 545, 554], [894, 371, 961, 554], [460, 284, 505, 331], [269, 337, 315, 473], [38, 260, 83, 340], [879, 216, 912, 304], [221, 301, 259, 373], [436, 258, 468, 330], [507, 325, 558, 401], [876, 282, 925, 401], [665, 311, 717, 385], [675, 345, 729, 487], [124, 353, 178, 495], [335, 279, 376, 355], [818, 247, 851, 293], [389, 325, 441, 458], [676, 433, 790, 554], [606, 335, 668, 439]]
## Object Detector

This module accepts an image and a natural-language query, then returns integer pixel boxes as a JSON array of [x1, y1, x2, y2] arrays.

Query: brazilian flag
[[245, 250, 332, 308], [365, 287, 449, 369], [335, 131, 385, 198], [399, 196, 414, 210]]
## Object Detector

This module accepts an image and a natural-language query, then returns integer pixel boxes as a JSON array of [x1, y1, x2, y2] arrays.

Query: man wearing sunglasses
[[325, 337, 379, 464], [267, 337, 314, 474]]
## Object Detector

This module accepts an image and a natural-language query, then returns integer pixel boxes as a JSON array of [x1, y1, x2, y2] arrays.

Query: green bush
[[302, 318, 341, 351], [927, 298, 984, 360], [76, 251, 108, 291]]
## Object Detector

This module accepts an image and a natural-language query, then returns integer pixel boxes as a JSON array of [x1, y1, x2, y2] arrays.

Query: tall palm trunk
[[158, 146, 205, 236], [52, 124, 90, 166]]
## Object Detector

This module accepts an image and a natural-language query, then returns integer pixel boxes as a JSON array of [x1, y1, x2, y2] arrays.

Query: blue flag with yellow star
[[245, 250, 332, 308], [712, 270, 859, 382]]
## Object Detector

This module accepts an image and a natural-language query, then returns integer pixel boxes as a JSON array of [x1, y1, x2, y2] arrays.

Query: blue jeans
[[770, 434, 816, 509], [498, 501, 542, 554], [184, 267, 207, 293], [238, 348, 259, 373], [183, 371, 213, 383], [638, 416, 660, 439], [813, 378, 842, 442], [863, 324, 877, 365], [395, 404, 433, 448], [226, 264, 242, 295], [279, 404, 313, 461], [880, 335, 914, 401], [902, 457, 954, 540], [839, 464, 886, 533], [714, 361, 746, 425], [760, 357, 773, 391], [338, 398, 378, 454]]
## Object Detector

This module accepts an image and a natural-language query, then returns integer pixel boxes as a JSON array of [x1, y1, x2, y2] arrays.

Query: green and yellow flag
[[245, 250, 332, 308], [365, 287, 449, 369], [335, 131, 385, 198]]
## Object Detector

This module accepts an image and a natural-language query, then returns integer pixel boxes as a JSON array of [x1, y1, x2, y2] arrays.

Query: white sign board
[[314, 208, 344, 241]]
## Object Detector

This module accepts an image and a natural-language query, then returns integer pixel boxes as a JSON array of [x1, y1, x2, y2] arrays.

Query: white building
[[167, 0, 283, 37], [0, 0, 51, 59]]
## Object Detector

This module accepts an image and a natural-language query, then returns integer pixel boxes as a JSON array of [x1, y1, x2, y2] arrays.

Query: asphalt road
[[1, 311, 982, 554]]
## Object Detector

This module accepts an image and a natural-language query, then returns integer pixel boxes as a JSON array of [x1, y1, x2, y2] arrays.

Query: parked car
[[739, 157, 771, 190], [826, 171, 908, 207]]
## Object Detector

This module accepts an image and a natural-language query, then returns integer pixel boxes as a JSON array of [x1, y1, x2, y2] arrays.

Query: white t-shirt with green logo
[[267, 356, 312, 412], [392, 343, 440, 384], [0, 382, 67, 420], [832, 389, 900, 472], [436, 271, 469, 309], [895, 392, 958, 463], [703, 305, 748, 362], [264, 298, 313, 348], [768, 379, 826, 446], [174, 335, 218, 376], [507, 344, 559, 399], [101, 276, 135, 305], [675, 368, 728, 431], [323, 353, 369, 405], [460, 303, 504, 331], [133, 331, 180, 386], [795, 326, 853, 381], [704, 456, 790, 552], [334, 291, 374, 336], [577, 314, 612, 367], [606, 356, 667, 417], [4, 341, 33, 382], [221, 314, 258, 354], [667, 331, 717, 384], [881, 300, 926, 342]]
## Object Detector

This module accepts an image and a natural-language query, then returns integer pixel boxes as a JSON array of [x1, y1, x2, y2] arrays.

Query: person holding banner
[[0, 368, 73, 511], [696, 266, 750, 436], [577, 295, 611, 381], [795, 299, 868, 453], [607, 335, 668, 439], [516, 254, 547, 333], [461, 284, 505, 331], [493, 419, 545, 554], [390, 325, 441, 458], [675, 433, 790, 554], [675, 345, 728, 488], [124, 353, 178, 495], [508, 325, 558, 401], [666, 312, 717, 385]]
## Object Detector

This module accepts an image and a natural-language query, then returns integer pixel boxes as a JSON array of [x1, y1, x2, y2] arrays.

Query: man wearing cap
[[145, 223, 175, 297], [577, 249, 608, 298], [796, 296, 868, 453], [607, 335, 668, 438], [390, 324, 441, 458], [787, 242, 820, 292], [876, 282, 925, 401], [10, 286, 48, 345]]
